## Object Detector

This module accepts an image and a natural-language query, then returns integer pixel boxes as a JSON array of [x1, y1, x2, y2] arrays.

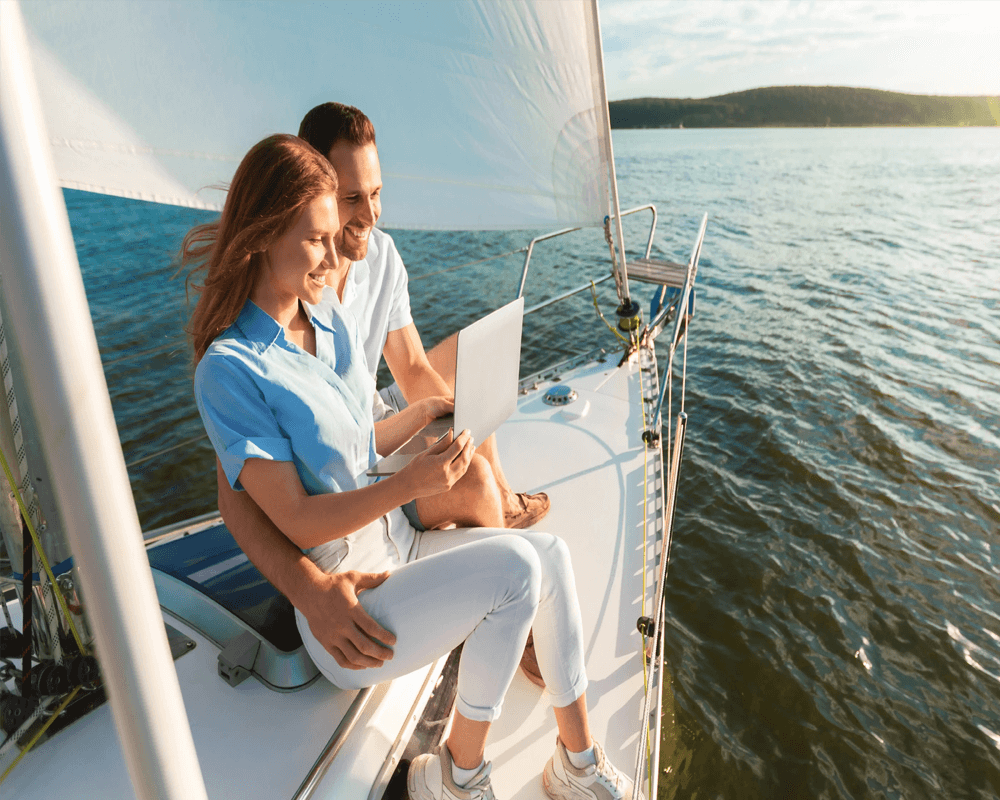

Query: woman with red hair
[[186, 134, 636, 800]]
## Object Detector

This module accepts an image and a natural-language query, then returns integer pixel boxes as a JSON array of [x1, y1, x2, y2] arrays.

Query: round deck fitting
[[542, 385, 578, 406]]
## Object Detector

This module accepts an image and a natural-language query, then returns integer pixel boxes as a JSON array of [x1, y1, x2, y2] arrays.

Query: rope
[[20, 520, 32, 697], [633, 345, 655, 799], [0, 300, 72, 668], [408, 246, 526, 282], [589, 281, 629, 347], [0, 446, 87, 655], [0, 687, 80, 785], [0, 311, 40, 530], [43, 580, 63, 666]]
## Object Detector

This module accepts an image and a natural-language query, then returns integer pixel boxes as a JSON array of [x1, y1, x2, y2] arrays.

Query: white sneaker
[[408, 744, 496, 800], [542, 737, 642, 800]]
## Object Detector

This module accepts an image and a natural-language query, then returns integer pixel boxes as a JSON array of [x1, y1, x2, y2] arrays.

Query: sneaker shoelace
[[466, 762, 495, 800], [593, 748, 625, 795]]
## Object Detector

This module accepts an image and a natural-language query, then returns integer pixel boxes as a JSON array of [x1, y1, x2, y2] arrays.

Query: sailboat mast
[[588, 0, 634, 312], [0, 3, 208, 798]]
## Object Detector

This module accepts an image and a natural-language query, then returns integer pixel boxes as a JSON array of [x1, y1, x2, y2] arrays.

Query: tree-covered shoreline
[[609, 86, 999, 128]]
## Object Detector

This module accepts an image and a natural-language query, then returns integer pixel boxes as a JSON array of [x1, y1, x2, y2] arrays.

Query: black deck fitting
[[616, 299, 642, 332], [636, 616, 655, 637]]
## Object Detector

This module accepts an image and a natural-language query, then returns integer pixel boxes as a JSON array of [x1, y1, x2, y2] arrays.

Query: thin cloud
[[600, 0, 1000, 98]]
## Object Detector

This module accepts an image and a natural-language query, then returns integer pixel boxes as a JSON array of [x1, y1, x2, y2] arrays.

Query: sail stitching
[[49, 137, 239, 162]]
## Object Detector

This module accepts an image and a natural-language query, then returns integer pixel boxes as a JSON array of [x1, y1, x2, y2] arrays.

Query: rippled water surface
[[67, 128, 999, 799]]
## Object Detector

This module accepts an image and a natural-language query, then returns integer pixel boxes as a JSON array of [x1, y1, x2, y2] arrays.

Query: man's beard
[[336, 228, 369, 263]]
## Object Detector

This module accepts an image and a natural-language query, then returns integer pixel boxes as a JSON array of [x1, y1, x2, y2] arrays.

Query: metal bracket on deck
[[218, 631, 259, 687], [641, 429, 661, 449]]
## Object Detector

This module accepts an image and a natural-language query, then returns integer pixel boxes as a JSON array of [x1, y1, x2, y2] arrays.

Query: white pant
[[297, 524, 588, 722]]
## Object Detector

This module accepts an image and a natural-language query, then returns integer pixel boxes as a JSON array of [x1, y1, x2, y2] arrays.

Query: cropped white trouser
[[297, 523, 588, 722]]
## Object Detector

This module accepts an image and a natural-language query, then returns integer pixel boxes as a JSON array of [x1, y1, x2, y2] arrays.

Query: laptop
[[367, 297, 524, 476]]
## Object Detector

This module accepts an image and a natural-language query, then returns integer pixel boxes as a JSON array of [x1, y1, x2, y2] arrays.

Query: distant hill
[[609, 86, 1000, 128]]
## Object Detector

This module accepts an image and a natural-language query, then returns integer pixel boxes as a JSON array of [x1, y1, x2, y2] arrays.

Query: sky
[[600, 0, 1000, 100]]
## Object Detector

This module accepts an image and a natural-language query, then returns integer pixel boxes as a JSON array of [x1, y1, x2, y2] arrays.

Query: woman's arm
[[373, 395, 453, 456], [239, 429, 475, 550], [218, 463, 396, 669]]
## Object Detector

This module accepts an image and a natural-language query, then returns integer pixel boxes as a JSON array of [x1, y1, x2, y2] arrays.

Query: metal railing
[[515, 204, 659, 308], [649, 213, 708, 426]]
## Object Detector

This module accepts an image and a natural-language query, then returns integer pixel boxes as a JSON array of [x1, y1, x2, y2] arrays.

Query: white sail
[[21, 0, 610, 229], [3, 2, 672, 797]]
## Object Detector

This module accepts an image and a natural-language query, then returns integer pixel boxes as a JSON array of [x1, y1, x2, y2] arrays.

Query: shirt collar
[[234, 300, 282, 351], [345, 230, 379, 293], [304, 298, 338, 336], [346, 255, 370, 293], [234, 299, 335, 351]]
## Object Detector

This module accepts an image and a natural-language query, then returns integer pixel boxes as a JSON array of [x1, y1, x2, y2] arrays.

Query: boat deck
[[485, 348, 664, 799], [4, 346, 665, 799]]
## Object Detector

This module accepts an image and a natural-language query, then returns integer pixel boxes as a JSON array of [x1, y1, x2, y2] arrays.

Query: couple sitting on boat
[[187, 103, 637, 800]]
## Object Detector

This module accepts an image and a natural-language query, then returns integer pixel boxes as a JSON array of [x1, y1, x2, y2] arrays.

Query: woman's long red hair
[[182, 134, 338, 362]]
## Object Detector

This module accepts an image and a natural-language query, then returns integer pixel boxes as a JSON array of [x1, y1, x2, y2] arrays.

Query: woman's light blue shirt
[[194, 299, 377, 498]]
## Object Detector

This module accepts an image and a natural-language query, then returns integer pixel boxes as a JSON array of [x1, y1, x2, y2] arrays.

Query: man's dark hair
[[298, 103, 376, 157]]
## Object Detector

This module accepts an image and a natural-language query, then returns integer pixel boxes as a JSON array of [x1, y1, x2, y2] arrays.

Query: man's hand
[[418, 395, 454, 426], [301, 569, 397, 670]]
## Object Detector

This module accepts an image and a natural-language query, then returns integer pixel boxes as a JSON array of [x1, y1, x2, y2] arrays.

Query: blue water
[[66, 127, 1000, 799]]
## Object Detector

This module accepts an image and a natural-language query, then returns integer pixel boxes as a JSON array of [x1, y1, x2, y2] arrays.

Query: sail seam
[[49, 137, 238, 162]]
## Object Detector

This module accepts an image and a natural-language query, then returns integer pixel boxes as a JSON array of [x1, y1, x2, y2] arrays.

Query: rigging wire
[[595, 272, 654, 796], [126, 433, 209, 469], [681, 314, 690, 415], [102, 340, 186, 367], [408, 246, 526, 283]]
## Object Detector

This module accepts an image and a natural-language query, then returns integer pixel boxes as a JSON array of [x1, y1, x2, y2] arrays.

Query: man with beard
[[217, 103, 548, 683]]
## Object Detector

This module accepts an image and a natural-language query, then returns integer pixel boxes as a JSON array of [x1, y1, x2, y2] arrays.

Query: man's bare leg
[[415, 454, 503, 530]]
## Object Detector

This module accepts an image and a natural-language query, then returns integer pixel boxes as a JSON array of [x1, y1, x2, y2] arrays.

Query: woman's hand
[[395, 429, 475, 500]]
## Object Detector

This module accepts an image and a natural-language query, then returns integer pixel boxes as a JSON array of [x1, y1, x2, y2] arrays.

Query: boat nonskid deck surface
[[3, 346, 664, 799], [485, 348, 664, 799]]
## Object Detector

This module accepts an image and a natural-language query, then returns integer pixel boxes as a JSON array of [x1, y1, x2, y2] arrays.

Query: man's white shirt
[[334, 227, 413, 377]]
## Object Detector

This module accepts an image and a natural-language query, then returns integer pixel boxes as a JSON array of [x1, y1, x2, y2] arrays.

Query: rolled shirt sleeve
[[194, 350, 293, 490], [190, 299, 403, 563]]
